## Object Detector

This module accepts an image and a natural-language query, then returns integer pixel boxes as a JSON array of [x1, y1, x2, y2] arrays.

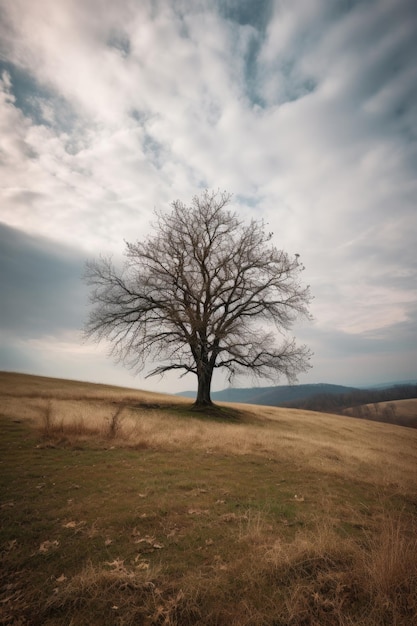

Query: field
[[1, 371, 417, 625], [343, 398, 417, 428]]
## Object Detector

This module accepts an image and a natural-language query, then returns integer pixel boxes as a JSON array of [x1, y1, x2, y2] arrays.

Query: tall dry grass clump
[[360, 512, 417, 622], [39, 400, 103, 441], [41, 560, 170, 626], [38, 400, 138, 443], [240, 512, 417, 626], [156, 511, 416, 625]]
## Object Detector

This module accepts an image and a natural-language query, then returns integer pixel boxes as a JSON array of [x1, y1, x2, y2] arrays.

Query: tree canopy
[[85, 190, 312, 406]]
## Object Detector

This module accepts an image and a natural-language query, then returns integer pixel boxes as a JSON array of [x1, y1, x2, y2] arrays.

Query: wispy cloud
[[0, 0, 416, 389]]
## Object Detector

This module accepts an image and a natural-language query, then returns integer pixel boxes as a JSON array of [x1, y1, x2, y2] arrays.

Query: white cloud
[[0, 0, 416, 389]]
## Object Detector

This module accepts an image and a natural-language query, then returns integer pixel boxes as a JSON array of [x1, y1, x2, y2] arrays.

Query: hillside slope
[[1, 371, 416, 491], [1, 372, 417, 625], [343, 398, 417, 429]]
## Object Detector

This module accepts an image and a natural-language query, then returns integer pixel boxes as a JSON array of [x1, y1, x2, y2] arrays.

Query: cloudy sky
[[0, 0, 416, 393]]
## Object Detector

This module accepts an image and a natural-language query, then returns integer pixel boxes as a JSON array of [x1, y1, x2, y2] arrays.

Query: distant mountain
[[356, 380, 417, 389], [177, 383, 359, 406], [178, 380, 417, 409]]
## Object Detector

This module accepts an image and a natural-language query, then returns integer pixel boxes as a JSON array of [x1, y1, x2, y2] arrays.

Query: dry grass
[[343, 398, 417, 428], [9, 511, 415, 626], [2, 370, 416, 494], [174, 510, 417, 626], [43, 559, 165, 625], [1, 371, 417, 625], [3, 394, 416, 495], [29, 399, 417, 496]]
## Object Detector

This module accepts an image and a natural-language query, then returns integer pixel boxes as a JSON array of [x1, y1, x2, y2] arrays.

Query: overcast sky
[[0, 0, 416, 393]]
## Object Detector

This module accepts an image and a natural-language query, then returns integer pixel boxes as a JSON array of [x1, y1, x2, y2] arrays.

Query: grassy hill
[[342, 398, 417, 428], [1, 371, 417, 625], [178, 384, 417, 430]]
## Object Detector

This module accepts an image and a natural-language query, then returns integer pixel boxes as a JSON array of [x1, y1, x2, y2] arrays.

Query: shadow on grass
[[131, 401, 253, 423]]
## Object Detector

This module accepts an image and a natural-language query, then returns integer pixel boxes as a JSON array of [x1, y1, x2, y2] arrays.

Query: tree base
[[192, 400, 214, 409]]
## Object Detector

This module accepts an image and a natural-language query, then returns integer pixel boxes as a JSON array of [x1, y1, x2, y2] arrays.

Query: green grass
[[1, 372, 417, 625]]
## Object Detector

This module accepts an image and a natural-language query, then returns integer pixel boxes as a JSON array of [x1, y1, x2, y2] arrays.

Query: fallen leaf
[[105, 538, 112, 546], [106, 558, 125, 570], [220, 513, 238, 522], [189, 488, 207, 496], [144, 535, 156, 543], [212, 556, 228, 570], [205, 539, 214, 546], [134, 554, 150, 567], [39, 540, 59, 553], [153, 542, 164, 549], [62, 520, 86, 530], [56, 574, 67, 583]]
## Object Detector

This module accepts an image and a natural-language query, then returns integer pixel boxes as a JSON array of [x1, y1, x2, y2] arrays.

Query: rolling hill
[[178, 381, 417, 416], [343, 398, 417, 429], [1, 371, 417, 625], [178, 382, 359, 405]]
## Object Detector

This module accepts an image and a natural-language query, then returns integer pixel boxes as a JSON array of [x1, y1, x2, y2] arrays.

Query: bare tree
[[85, 190, 312, 407]]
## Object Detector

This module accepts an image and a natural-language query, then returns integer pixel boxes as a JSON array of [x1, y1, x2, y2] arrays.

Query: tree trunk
[[194, 362, 213, 407]]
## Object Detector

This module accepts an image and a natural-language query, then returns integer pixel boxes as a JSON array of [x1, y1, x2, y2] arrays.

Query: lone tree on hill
[[85, 190, 312, 407]]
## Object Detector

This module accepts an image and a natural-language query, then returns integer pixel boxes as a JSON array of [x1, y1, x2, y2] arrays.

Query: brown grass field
[[1, 371, 417, 625], [343, 398, 417, 428]]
